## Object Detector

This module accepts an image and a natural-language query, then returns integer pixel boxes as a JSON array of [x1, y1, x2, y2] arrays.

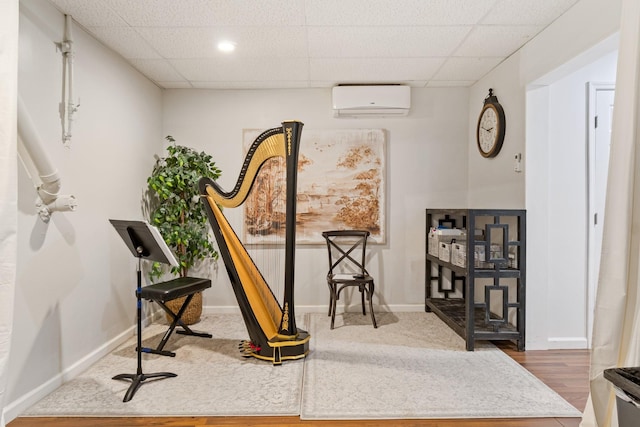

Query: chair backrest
[[321, 230, 371, 276]]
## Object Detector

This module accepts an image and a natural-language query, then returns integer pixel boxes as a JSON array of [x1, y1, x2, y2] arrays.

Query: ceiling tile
[[158, 81, 194, 89], [310, 58, 445, 82], [128, 59, 186, 82], [304, 0, 495, 26], [191, 81, 311, 89], [49, 0, 128, 26], [170, 57, 309, 81], [136, 26, 308, 59], [431, 57, 503, 81], [454, 26, 542, 57], [101, 0, 306, 27], [44, 0, 580, 89], [426, 80, 475, 87], [308, 80, 427, 88], [86, 26, 162, 59], [308, 26, 471, 58], [482, 0, 580, 25], [307, 81, 338, 88]]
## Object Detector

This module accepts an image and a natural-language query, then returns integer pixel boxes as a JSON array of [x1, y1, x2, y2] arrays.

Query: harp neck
[[207, 126, 286, 208]]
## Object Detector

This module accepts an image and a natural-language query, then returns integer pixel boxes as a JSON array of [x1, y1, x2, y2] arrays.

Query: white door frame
[[586, 81, 615, 348]]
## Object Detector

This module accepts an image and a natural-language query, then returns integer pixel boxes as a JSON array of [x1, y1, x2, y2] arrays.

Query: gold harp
[[198, 121, 309, 364]]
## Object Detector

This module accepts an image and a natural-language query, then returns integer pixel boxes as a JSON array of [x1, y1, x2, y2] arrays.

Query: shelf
[[425, 254, 522, 278], [425, 298, 466, 337], [425, 254, 465, 275], [425, 209, 526, 351], [425, 299, 519, 334]]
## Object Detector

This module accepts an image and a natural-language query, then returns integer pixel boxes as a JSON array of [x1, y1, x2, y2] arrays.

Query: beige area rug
[[301, 312, 582, 419], [24, 312, 581, 419], [24, 313, 305, 416]]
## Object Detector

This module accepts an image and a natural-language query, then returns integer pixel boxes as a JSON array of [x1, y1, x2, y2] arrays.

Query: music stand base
[[113, 371, 177, 402]]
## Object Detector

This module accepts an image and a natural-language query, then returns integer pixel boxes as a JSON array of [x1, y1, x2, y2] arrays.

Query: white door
[[587, 83, 615, 347]]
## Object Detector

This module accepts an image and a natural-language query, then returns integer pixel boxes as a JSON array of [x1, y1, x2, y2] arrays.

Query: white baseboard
[[203, 305, 242, 314], [3, 322, 141, 423], [547, 337, 589, 349], [2, 304, 421, 422], [203, 304, 425, 314]]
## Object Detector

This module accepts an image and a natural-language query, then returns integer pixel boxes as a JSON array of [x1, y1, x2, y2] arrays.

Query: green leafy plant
[[147, 136, 222, 279]]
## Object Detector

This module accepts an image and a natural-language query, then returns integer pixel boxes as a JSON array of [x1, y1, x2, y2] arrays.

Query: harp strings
[[204, 194, 282, 337], [243, 140, 286, 308]]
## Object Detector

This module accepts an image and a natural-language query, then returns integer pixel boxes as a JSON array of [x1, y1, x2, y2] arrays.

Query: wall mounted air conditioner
[[332, 85, 411, 118]]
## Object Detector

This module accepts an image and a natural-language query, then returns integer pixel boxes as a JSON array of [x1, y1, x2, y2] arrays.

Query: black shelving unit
[[425, 209, 526, 351]]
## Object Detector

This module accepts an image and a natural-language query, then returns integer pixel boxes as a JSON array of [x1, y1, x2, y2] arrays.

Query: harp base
[[238, 330, 311, 365]]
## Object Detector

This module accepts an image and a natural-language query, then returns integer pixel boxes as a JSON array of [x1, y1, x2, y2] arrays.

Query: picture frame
[[242, 128, 386, 244]]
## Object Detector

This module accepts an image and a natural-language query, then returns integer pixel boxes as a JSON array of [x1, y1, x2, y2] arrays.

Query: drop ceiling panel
[[136, 26, 309, 59], [191, 81, 311, 89], [170, 57, 310, 81], [481, 0, 580, 25], [100, 0, 306, 26], [454, 26, 542, 57], [46, 0, 128, 27], [157, 81, 194, 89], [87, 27, 162, 59], [128, 59, 185, 82], [304, 0, 496, 26], [431, 57, 504, 81], [310, 57, 445, 83], [426, 80, 476, 87], [46, 0, 581, 89], [307, 26, 472, 58]]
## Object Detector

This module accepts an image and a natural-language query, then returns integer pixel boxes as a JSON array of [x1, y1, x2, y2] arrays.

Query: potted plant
[[146, 136, 222, 324]]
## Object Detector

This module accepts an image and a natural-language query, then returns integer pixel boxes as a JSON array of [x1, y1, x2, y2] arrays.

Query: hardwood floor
[[8, 343, 590, 427]]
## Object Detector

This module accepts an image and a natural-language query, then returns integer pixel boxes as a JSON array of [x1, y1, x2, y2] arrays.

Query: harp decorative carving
[[199, 121, 309, 364]]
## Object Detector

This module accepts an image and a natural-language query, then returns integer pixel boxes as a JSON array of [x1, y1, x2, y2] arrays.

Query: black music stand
[[109, 219, 180, 402]]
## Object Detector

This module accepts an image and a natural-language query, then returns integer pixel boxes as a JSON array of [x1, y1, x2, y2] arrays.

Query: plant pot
[[165, 291, 203, 325]]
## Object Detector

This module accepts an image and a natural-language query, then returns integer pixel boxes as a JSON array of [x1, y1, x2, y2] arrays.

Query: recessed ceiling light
[[217, 41, 236, 53]]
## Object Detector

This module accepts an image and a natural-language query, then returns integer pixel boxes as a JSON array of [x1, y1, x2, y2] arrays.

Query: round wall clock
[[476, 88, 506, 158]]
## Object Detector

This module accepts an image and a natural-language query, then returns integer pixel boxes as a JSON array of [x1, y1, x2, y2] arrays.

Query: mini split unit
[[332, 85, 411, 118]]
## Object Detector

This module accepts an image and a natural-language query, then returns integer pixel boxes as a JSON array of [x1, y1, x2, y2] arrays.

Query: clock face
[[476, 103, 505, 158]]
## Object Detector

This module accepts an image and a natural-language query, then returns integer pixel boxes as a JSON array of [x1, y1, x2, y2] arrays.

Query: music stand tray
[[109, 219, 179, 402]]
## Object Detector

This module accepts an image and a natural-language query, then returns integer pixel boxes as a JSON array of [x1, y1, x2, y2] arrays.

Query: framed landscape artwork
[[242, 128, 386, 244]]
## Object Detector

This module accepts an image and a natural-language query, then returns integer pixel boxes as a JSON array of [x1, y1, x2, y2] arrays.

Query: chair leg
[[331, 284, 344, 330], [330, 293, 337, 329], [368, 283, 377, 328], [360, 287, 366, 315]]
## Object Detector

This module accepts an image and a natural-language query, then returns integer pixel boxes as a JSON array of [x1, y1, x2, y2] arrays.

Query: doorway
[[587, 82, 615, 347], [525, 46, 618, 350]]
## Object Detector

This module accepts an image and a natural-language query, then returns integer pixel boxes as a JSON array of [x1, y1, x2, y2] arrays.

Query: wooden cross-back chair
[[322, 230, 378, 329]]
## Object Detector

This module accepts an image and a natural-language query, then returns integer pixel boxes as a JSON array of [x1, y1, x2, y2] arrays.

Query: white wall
[[7, 0, 163, 419], [470, 0, 622, 349], [468, 55, 525, 208], [525, 86, 552, 349], [4, 0, 625, 420], [538, 49, 618, 349], [0, 0, 19, 422], [162, 87, 470, 312]]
